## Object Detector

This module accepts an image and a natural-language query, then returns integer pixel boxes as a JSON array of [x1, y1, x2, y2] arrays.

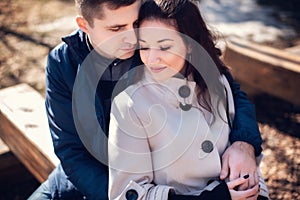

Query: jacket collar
[[62, 29, 91, 64], [62, 29, 121, 69]]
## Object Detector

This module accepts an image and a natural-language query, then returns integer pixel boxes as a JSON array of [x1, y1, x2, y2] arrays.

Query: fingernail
[[243, 174, 249, 179]]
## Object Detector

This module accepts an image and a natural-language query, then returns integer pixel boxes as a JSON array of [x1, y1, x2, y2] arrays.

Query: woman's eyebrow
[[157, 38, 174, 43], [138, 38, 174, 43]]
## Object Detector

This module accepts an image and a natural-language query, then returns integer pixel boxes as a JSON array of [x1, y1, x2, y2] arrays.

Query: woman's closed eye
[[139, 46, 172, 51], [139, 46, 149, 51], [160, 46, 171, 51]]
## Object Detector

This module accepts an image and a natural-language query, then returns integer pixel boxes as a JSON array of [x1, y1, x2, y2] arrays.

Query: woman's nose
[[147, 49, 161, 64]]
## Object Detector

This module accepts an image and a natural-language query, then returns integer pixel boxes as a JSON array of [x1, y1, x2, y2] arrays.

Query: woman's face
[[139, 19, 188, 81]]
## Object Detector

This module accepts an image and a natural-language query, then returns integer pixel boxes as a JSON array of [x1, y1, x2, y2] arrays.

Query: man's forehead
[[101, 1, 140, 14], [98, 1, 140, 24]]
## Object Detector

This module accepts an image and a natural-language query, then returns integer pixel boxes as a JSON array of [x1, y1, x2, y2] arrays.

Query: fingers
[[220, 153, 229, 180], [230, 184, 259, 200], [229, 166, 240, 182], [241, 185, 259, 199], [238, 171, 251, 190], [239, 169, 259, 190], [248, 170, 259, 188], [227, 175, 249, 189], [246, 193, 259, 200]]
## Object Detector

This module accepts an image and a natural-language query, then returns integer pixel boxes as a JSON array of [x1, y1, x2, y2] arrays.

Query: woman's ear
[[76, 15, 89, 34]]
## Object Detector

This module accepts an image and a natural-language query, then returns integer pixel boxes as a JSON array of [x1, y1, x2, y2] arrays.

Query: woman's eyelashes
[[139, 45, 172, 51], [139, 46, 149, 51], [160, 46, 171, 51]]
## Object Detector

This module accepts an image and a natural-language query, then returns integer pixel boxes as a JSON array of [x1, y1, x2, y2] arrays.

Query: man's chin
[[117, 50, 135, 60]]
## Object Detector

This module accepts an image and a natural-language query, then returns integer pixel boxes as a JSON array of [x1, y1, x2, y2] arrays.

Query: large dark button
[[179, 103, 192, 111], [126, 189, 138, 200], [201, 140, 214, 153], [178, 85, 191, 98]]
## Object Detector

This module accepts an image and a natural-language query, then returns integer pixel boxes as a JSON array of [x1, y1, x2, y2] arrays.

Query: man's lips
[[120, 46, 136, 52]]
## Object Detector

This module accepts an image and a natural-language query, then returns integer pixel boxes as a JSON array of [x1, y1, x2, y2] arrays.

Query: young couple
[[29, 0, 268, 199]]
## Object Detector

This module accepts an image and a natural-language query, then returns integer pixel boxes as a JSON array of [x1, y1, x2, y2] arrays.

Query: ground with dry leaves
[[0, 0, 299, 199]]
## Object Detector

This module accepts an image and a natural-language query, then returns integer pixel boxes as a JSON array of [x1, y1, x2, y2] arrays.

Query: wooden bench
[[223, 38, 300, 106], [0, 138, 38, 187], [0, 83, 59, 183]]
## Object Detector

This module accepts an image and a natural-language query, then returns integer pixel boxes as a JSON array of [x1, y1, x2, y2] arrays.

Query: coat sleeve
[[45, 45, 108, 200], [223, 70, 262, 156], [108, 92, 173, 200]]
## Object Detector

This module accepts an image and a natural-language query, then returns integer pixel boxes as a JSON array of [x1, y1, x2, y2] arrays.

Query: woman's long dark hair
[[137, 0, 228, 112]]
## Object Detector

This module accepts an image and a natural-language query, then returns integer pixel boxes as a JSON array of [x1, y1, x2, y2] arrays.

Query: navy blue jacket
[[45, 29, 262, 199]]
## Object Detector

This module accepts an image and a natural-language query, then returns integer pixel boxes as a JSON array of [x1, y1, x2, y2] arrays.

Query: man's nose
[[123, 28, 137, 45]]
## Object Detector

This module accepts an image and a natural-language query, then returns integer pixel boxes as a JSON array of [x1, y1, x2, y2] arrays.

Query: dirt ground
[[0, 0, 299, 199]]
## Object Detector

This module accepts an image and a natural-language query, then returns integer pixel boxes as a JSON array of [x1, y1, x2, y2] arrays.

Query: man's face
[[83, 1, 140, 59]]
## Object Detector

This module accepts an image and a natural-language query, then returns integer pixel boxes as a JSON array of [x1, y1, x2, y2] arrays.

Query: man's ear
[[76, 15, 89, 34]]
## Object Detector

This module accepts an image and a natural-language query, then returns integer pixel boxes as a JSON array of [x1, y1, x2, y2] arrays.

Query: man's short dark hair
[[75, 0, 138, 27]]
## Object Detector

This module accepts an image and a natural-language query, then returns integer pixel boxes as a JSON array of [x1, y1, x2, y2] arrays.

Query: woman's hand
[[227, 176, 259, 200]]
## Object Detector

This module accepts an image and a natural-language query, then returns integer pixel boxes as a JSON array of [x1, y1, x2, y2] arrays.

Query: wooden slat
[[0, 83, 59, 183], [0, 137, 9, 155], [223, 38, 300, 106], [285, 45, 300, 56]]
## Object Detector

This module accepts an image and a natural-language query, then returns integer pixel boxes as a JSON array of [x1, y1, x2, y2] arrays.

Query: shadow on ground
[[253, 93, 300, 138]]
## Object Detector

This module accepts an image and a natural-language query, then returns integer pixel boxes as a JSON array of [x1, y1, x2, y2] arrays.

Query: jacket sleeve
[[45, 46, 108, 200], [108, 93, 173, 200], [223, 70, 262, 156]]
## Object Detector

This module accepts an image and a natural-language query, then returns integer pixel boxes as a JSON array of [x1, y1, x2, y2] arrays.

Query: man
[[28, 0, 262, 199]]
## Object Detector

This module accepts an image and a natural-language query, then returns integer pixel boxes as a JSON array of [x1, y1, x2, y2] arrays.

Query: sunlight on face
[[139, 20, 188, 81], [85, 1, 140, 59]]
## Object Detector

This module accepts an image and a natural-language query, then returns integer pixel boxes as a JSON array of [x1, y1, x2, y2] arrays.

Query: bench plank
[[0, 84, 59, 183], [223, 38, 300, 106], [0, 137, 9, 155]]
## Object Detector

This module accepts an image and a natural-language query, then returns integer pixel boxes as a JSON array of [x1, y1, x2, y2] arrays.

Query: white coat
[[108, 71, 268, 200]]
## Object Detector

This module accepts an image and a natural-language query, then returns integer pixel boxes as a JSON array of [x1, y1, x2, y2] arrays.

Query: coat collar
[[142, 69, 197, 106]]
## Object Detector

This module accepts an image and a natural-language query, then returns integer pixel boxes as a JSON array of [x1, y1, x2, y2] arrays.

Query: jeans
[[27, 180, 52, 200], [27, 165, 86, 200]]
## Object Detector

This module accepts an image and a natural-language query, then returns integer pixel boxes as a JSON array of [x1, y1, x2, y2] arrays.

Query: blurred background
[[0, 0, 299, 199]]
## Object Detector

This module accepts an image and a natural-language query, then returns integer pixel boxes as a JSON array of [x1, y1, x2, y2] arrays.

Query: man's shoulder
[[48, 29, 88, 66], [49, 42, 68, 59]]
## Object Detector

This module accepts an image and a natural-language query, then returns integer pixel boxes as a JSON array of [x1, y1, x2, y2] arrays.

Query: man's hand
[[220, 141, 259, 192]]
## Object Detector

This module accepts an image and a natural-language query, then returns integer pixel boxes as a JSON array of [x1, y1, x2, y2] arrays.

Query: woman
[[108, 0, 269, 199]]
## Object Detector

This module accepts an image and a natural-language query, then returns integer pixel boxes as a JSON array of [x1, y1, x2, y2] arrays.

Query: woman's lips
[[150, 66, 167, 73]]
